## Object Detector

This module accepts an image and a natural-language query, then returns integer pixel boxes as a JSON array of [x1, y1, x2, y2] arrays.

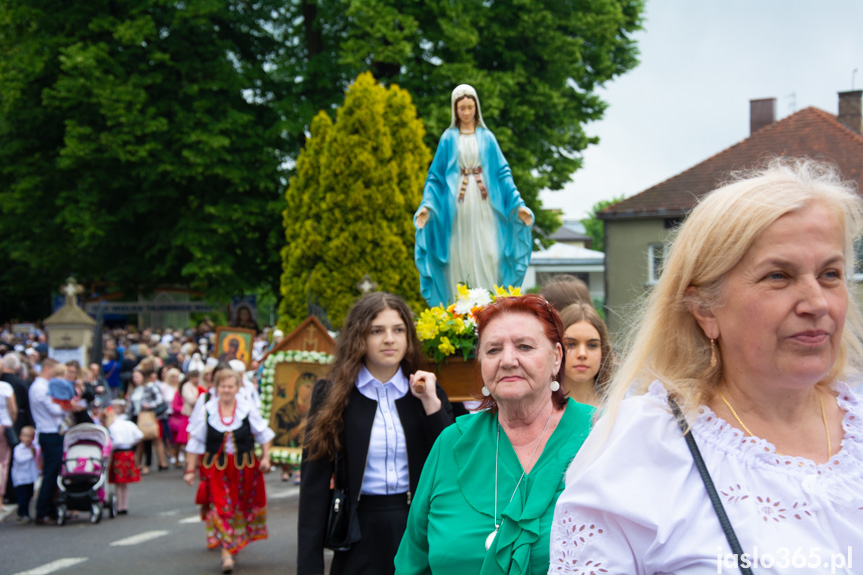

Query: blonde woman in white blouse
[[184, 369, 274, 574], [549, 159, 863, 575]]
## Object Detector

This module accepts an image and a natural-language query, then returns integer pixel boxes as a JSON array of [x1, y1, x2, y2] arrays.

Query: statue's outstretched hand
[[416, 207, 430, 230], [517, 207, 533, 226]]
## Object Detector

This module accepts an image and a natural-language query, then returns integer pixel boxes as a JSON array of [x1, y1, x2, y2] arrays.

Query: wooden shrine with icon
[[258, 316, 336, 466]]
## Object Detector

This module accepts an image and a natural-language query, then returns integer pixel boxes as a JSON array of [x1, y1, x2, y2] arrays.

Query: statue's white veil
[[449, 84, 487, 129]]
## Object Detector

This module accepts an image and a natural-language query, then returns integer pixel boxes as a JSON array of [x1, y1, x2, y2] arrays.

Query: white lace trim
[[549, 509, 609, 574], [548, 559, 609, 575], [647, 380, 863, 478]]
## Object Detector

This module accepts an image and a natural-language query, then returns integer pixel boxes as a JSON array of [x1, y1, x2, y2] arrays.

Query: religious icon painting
[[214, 326, 257, 368]]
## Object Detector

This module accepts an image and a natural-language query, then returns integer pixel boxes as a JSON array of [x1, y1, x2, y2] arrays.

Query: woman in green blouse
[[395, 294, 594, 574]]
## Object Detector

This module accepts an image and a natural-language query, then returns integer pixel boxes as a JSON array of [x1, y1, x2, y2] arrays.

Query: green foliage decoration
[[279, 72, 431, 331]]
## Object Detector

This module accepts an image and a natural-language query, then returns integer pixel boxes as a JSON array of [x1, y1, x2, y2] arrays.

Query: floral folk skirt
[[109, 450, 141, 484], [200, 459, 268, 554]]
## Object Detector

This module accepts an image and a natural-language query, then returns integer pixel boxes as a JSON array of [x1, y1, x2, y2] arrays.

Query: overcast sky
[[540, 0, 863, 220]]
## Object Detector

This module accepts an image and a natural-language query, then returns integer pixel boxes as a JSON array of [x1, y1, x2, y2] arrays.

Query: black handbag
[[325, 453, 352, 551], [4, 425, 18, 448]]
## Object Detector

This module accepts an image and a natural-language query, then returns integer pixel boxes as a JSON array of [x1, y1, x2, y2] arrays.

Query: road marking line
[[109, 530, 170, 546], [269, 487, 300, 500], [14, 558, 87, 575], [179, 516, 201, 524], [158, 509, 180, 516]]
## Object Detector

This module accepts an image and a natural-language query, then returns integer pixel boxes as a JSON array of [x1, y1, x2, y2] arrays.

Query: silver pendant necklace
[[486, 407, 554, 551]]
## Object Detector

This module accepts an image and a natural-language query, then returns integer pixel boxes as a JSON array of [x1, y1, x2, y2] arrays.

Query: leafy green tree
[[0, 0, 286, 319], [274, 0, 644, 240], [279, 72, 430, 331], [581, 196, 626, 252], [0, 0, 644, 322]]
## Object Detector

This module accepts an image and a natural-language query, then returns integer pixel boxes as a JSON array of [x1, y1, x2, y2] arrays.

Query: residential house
[[599, 91, 863, 331], [524, 220, 605, 304]]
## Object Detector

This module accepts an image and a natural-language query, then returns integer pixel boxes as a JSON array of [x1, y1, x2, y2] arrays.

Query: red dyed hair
[[474, 294, 568, 411]]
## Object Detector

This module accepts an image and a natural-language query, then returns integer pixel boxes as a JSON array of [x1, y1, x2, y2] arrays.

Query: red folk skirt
[[109, 449, 141, 484], [198, 452, 268, 554]]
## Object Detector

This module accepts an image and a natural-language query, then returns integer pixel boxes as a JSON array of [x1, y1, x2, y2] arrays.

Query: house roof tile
[[600, 107, 863, 219]]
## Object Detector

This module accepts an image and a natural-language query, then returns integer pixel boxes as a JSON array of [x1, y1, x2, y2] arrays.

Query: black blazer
[[297, 379, 454, 575]]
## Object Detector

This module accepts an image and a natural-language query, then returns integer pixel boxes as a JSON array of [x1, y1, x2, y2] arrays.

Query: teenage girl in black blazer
[[298, 293, 454, 575]]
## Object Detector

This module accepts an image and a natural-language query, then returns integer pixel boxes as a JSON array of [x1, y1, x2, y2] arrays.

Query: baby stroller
[[57, 423, 116, 525]]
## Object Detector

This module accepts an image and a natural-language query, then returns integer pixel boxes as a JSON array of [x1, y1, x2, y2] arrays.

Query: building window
[[648, 243, 666, 285]]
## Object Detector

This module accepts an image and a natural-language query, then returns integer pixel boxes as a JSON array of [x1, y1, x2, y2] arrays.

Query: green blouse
[[394, 398, 594, 574]]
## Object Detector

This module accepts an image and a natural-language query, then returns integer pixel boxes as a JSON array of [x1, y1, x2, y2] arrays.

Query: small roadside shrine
[[43, 277, 97, 366]]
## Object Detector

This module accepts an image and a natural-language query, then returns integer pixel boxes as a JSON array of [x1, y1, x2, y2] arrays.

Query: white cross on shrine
[[60, 277, 84, 307], [356, 274, 378, 294]]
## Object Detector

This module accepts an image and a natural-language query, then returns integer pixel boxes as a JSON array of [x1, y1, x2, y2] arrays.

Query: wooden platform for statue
[[420, 357, 480, 403]]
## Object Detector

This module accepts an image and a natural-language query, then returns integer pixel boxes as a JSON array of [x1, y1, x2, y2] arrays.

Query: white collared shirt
[[12, 442, 40, 487], [356, 365, 409, 495], [28, 376, 66, 434]]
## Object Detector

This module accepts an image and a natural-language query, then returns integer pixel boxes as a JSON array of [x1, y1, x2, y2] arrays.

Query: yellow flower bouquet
[[417, 284, 522, 363]]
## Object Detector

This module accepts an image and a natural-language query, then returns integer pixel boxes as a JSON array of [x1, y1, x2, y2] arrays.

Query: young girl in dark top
[[297, 292, 454, 575]]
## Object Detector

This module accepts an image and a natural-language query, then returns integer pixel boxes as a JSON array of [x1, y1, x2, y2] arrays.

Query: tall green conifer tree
[[279, 73, 430, 331]]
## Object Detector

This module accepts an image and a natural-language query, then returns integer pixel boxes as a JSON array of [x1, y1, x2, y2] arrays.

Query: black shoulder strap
[[667, 397, 754, 575]]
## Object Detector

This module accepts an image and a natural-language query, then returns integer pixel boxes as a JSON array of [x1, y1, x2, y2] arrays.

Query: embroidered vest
[[202, 416, 256, 470]]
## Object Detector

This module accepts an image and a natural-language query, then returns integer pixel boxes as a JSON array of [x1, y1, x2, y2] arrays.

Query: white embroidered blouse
[[185, 395, 275, 456], [549, 381, 863, 575]]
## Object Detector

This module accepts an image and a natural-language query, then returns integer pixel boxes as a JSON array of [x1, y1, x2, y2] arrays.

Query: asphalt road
[[0, 466, 324, 575]]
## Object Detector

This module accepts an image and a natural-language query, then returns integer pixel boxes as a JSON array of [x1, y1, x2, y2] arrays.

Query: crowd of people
[[3, 156, 863, 575], [0, 321, 278, 573]]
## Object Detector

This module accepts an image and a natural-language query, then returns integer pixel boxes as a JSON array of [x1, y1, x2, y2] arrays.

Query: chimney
[[838, 90, 862, 134], [750, 98, 776, 134]]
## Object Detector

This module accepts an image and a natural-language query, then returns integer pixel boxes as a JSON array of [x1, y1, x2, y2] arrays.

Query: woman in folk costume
[[184, 368, 274, 574], [414, 84, 534, 307]]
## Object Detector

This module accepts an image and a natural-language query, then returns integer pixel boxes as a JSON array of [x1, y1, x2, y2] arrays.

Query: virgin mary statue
[[414, 85, 534, 307]]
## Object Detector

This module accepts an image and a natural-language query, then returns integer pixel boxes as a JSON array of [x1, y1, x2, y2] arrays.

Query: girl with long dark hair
[[298, 292, 454, 575]]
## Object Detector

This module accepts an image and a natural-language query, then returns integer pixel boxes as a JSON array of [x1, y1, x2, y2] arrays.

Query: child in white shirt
[[105, 403, 144, 514], [12, 426, 39, 524]]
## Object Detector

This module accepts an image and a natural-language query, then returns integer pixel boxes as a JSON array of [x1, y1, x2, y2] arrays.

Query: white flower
[[453, 288, 492, 315], [468, 288, 492, 307]]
